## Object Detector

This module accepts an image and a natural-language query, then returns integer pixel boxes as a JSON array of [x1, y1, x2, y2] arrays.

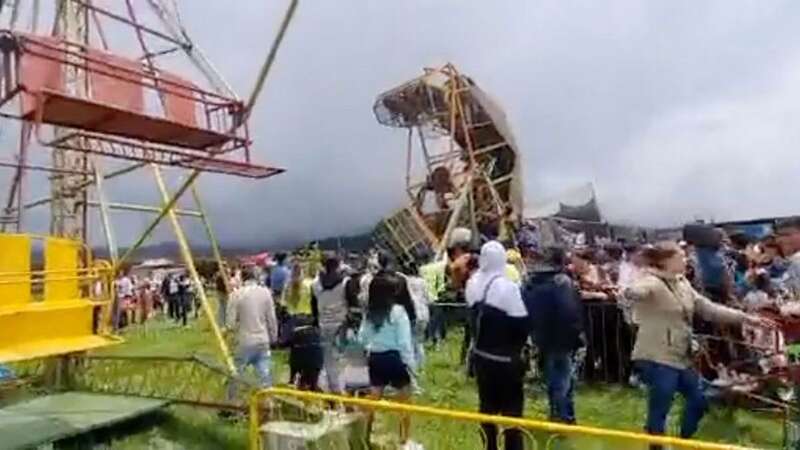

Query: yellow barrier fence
[[250, 388, 762, 450]]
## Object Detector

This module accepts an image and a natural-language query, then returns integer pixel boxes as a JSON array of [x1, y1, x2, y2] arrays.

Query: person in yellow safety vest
[[420, 259, 446, 303], [420, 259, 447, 346], [419, 246, 523, 289], [505, 263, 522, 285], [283, 263, 314, 316], [282, 262, 323, 390], [505, 249, 525, 285]]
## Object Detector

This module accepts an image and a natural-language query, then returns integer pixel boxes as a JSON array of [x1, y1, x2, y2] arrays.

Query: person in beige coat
[[625, 241, 773, 444]]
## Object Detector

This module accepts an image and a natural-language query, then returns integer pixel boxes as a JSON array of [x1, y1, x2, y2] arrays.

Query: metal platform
[[32, 89, 242, 150], [49, 131, 285, 179], [0, 392, 167, 450]]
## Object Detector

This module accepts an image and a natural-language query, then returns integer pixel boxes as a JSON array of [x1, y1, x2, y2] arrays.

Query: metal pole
[[70, 0, 185, 46], [0, 161, 89, 175], [8, 0, 21, 30], [115, 170, 200, 269], [50, 0, 89, 240], [435, 174, 474, 260], [417, 126, 433, 175], [91, 159, 117, 264], [29, 0, 40, 33], [84, 200, 203, 218], [88, 0, 109, 50], [14, 162, 154, 213], [152, 165, 236, 375], [467, 183, 479, 249], [405, 127, 412, 191], [191, 185, 231, 293], [242, 0, 299, 122], [146, 0, 238, 98], [1, 123, 30, 232]]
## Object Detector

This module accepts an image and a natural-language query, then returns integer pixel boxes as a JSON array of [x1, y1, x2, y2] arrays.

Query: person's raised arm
[[692, 284, 747, 325], [692, 283, 776, 329]]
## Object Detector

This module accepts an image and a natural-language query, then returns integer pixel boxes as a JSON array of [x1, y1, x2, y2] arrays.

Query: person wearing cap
[[523, 246, 584, 424], [311, 253, 350, 394], [466, 241, 529, 450]]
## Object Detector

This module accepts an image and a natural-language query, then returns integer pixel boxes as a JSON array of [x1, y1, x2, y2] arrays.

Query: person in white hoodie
[[466, 241, 529, 450]]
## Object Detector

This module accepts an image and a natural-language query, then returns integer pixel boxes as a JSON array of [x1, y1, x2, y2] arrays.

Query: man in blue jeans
[[225, 268, 278, 401], [523, 246, 584, 423]]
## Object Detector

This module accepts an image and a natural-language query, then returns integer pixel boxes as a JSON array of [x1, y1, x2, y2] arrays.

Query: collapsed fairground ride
[[372, 64, 524, 265], [0, 0, 297, 446]]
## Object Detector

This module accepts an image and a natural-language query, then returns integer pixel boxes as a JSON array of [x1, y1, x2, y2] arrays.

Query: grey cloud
[[4, 1, 800, 249]]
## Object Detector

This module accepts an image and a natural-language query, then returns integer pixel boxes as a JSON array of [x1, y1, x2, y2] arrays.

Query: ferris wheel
[[0, 1, 298, 433]]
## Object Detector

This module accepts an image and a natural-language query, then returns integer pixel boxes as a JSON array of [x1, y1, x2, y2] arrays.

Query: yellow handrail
[[250, 387, 761, 450], [0, 267, 112, 276], [0, 274, 106, 285]]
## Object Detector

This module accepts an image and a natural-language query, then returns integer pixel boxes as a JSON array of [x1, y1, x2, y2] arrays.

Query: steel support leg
[[152, 166, 236, 375]]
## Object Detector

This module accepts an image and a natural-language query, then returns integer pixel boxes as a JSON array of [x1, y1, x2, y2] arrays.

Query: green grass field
[[99, 312, 783, 450]]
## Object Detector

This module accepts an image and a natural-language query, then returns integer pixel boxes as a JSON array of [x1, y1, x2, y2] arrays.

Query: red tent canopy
[[239, 252, 271, 267]]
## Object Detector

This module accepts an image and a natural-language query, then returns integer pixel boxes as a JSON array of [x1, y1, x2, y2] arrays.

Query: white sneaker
[[401, 440, 424, 450]]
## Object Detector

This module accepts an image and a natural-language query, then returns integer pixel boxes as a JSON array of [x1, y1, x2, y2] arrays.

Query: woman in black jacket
[[466, 241, 529, 450]]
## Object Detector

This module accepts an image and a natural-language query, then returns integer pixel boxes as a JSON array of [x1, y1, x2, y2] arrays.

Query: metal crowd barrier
[[249, 387, 761, 450], [582, 301, 636, 384], [428, 301, 636, 384]]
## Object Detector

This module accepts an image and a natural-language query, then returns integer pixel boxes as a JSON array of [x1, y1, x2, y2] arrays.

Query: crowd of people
[[125, 217, 800, 449], [113, 271, 201, 329]]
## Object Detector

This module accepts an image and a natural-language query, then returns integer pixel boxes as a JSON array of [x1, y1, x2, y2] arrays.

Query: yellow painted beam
[[152, 165, 236, 375]]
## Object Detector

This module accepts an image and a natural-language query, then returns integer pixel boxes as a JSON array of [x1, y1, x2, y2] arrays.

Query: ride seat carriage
[[0, 31, 282, 179], [0, 233, 120, 363]]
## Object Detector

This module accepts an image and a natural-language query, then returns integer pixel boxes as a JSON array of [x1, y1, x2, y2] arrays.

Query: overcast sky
[[4, 1, 800, 249]]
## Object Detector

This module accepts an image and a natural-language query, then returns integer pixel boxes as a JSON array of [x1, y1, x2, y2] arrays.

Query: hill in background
[[93, 230, 374, 262]]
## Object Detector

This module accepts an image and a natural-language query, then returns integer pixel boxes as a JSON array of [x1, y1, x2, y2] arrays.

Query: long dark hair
[[367, 276, 395, 330]]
